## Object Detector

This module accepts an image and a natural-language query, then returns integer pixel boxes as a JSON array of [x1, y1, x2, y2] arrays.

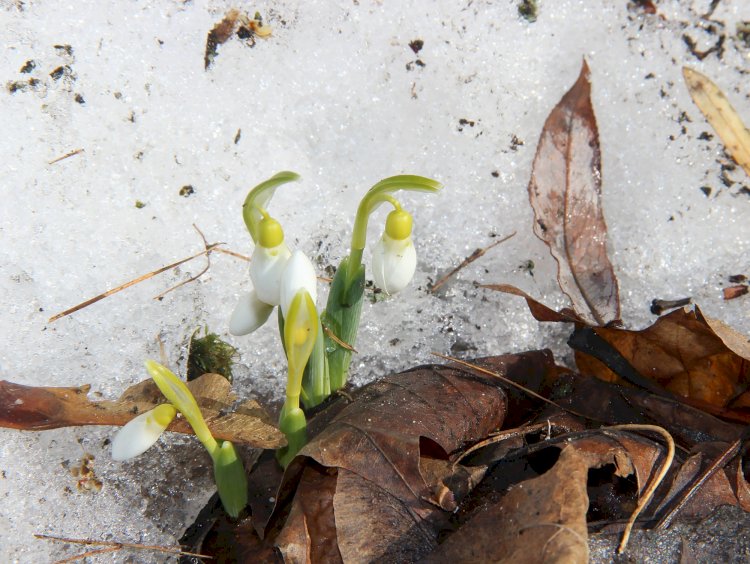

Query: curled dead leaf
[[427, 430, 669, 562], [0, 373, 285, 449], [527, 60, 620, 326]]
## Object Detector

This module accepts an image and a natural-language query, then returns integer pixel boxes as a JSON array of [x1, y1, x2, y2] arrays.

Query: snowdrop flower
[[230, 210, 292, 336], [111, 403, 177, 461], [249, 214, 291, 306], [371, 207, 417, 295], [279, 249, 318, 318], [111, 361, 248, 517]]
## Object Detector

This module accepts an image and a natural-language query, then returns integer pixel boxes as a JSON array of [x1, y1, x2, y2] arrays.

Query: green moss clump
[[187, 328, 238, 382]]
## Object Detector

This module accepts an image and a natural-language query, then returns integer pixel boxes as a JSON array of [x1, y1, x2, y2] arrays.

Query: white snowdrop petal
[[249, 242, 291, 306], [280, 250, 318, 318], [229, 290, 274, 335], [372, 239, 388, 291], [111, 406, 176, 461], [372, 234, 416, 294]]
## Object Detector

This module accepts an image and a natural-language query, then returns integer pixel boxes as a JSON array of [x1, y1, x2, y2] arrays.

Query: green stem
[[242, 171, 300, 243]]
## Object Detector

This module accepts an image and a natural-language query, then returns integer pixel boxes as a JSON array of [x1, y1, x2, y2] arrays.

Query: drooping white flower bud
[[249, 215, 291, 306], [371, 208, 417, 294], [111, 404, 177, 461], [279, 250, 318, 318], [229, 289, 274, 335]]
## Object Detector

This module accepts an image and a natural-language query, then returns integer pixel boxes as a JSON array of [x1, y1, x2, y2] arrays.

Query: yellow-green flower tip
[[152, 403, 178, 426], [258, 215, 284, 248], [283, 290, 319, 374], [384, 208, 413, 240], [144, 360, 216, 452], [145, 360, 198, 415]]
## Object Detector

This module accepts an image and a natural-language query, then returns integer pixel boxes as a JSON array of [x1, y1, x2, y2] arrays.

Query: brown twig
[[429, 231, 516, 293], [54, 546, 121, 563], [48, 226, 247, 322], [152, 225, 218, 300], [654, 438, 742, 530], [432, 352, 588, 420], [48, 148, 84, 164], [602, 424, 675, 554], [452, 421, 552, 470], [35, 533, 212, 561], [322, 323, 358, 353], [48, 247, 215, 321], [212, 247, 251, 261]]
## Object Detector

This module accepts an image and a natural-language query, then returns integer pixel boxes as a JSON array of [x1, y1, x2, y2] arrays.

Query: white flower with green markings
[[111, 403, 176, 461], [111, 361, 248, 518], [371, 207, 417, 295]]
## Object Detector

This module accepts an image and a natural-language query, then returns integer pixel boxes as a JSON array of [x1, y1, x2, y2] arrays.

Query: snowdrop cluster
[[227, 172, 440, 465], [111, 171, 439, 517]]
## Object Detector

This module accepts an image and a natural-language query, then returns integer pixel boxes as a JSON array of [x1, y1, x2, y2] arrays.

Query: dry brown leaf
[[481, 283, 585, 324], [426, 432, 667, 563], [528, 60, 620, 326], [0, 374, 285, 449], [656, 442, 750, 523], [276, 464, 341, 563], [683, 67, 750, 178], [296, 366, 506, 509], [235, 357, 530, 562], [572, 306, 750, 415]]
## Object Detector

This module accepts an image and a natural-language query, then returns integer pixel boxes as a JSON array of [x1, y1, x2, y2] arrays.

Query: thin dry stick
[[152, 225, 219, 300], [432, 352, 588, 419], [49, 148, 84, 164], [430, 231, 516, 293], [54, 546, 121, 563], [48, 247, 216, 322], [601, 424, 675, 554], [212, 247, 250, 261], [322, 323, 358, 353], [35, 534, 212, 560], [535, 523, 589, 557], [654, 437, 742, 530], [452, 422, 552, 470], [47, 223, 250, 321]]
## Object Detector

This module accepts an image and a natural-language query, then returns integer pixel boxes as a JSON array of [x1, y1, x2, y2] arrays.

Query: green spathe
[[213, 440, 249, 518]]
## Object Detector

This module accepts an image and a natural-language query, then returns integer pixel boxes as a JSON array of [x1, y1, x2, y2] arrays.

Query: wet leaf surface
[[0, 373, 285, 449], [570, 306, 750, 419], [527, 60, 620, 326]]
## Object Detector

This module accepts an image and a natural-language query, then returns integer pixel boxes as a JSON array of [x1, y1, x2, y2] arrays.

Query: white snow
[[1, 0, 748, 561]]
